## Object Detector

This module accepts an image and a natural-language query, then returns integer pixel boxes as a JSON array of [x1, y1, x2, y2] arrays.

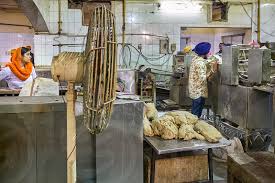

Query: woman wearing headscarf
[[0, 47, 37, 89]]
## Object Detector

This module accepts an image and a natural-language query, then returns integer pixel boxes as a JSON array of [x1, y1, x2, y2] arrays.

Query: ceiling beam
[[16, 0, 48, 32]]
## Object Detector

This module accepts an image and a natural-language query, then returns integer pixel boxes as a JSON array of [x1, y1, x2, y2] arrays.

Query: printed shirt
[[0, 67, 37, 89], [188, 56, 208, 99]]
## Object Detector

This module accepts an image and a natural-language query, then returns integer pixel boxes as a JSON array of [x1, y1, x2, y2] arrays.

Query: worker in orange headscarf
[[10, 49, 16, 58], [25, 45, 35, 67], [0, 47, 36, 89], [183, 46, 192, 54]]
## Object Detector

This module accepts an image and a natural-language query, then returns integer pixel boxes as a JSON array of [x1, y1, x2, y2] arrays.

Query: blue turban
[[194, 42, 211, 56]]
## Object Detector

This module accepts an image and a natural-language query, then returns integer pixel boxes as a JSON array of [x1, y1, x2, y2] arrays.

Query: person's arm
[[32, 67, 37, 79], [197, 61, 207, 82], [207, 61, 218, 80], [0, 67, 10, 81]]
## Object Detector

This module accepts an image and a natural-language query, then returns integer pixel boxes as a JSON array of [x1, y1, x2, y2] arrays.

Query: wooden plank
[[0, 88, 20, 95], [228, 152, 275, 183], [144, 153, 208, 183]]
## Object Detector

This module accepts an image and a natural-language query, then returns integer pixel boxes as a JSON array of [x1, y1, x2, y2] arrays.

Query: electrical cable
[[260, 6, 275, 26], [119, 44, 129, 67], [121, 43, 168, 61], [118, 41, 175, 76], [119, 43, 172, 67], [240, 2, 275, 37], [134, 52, 141, 69]]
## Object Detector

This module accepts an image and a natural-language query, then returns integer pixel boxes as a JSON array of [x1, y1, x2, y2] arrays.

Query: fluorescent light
[[142, 31, 150, 40], [131, 16, 135, 22], [159, 1, 202, 14], [261, 3, 273, 7]]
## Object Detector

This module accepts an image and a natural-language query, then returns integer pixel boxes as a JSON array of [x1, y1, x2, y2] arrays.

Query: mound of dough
[[178, 124, 205, 140], [145, 103, 158, 121], [166, 111, 198, 127], [151, 115, 178, 140], [144, 116, 154, 137], [19, 77, 59, 96], [194, 120, 222, 143]]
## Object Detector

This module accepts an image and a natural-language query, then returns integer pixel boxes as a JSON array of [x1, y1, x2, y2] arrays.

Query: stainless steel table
[[0, 88, 20, 96], [145, 136, 231, 183]]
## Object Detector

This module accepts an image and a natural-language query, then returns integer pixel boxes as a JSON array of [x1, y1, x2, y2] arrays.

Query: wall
[[182, 28, 216, 53], [260, 3, 275, 42], [0, 33, 34, 64], [180, 28, 251, 57], [0, 11, 33, 34], [0, 9, 34, 64], [214, 28, 252, 52], [112, 1, 253, 72], [31, 1, 275, 68], [33, 0, 87, 66], [33, 0, 50, 25], [30, 0, 255, 67]]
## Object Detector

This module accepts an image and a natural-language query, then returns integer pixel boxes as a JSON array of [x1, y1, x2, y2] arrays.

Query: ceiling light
[[159, 1, 202, 14]]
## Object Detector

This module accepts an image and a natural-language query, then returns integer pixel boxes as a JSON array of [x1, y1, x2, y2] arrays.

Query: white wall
[[112, 2, 253, 71], [179, 28, 251, 57], [0, 10, 34, 65], [33, 0, 87, 66], [260, 3, 275, 42], [33, 0, 50, 25], [0, 33, 34, 65], [31, 1, 275, 68], [31, 0, 255, 67]]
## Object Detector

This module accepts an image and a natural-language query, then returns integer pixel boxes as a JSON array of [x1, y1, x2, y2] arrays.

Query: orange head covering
[[10, 49, 16, 56], [26, 45, 32, 50], [6, 47, 33, 81]]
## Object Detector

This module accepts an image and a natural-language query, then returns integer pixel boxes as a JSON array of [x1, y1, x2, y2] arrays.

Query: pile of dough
[[19, 77, 59, 96], [143, 116, 154, 137], [145, 103, 158, 121], [194, 120, 222, 143], [151, 115, 178, 140], [178, 124, 205, 141], [166, 111, 198, 127]]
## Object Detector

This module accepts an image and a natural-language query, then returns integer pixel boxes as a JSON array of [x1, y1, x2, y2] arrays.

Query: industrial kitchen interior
[[0, 0, 275, 183]]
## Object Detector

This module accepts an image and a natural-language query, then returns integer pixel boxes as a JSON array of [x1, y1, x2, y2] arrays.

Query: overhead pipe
[[118, 33, 169, 39], [34, 32, 86, 37], [257, 0, 261, 44], [122, 0, 126, 47], [0, 23, 32, 29], [58, 0, 63, 53], [58, 0, 62, 35]]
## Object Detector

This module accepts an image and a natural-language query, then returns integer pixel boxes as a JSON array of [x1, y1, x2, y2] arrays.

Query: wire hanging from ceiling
[[240, 2, 275, 37]]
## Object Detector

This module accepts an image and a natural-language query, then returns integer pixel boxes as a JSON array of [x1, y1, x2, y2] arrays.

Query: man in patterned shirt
[[188, 42, 215, 118]]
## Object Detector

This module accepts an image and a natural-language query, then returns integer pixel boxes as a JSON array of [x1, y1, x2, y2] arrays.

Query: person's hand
[[211, 61, 218, 73]]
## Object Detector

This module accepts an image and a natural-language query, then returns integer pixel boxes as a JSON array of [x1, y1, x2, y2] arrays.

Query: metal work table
[[76, 98, 144, 183], [0, 96, 67, 183], [253, 85, 274, 93], [145, 136, 231, 183], [0, 88, 20, 96]]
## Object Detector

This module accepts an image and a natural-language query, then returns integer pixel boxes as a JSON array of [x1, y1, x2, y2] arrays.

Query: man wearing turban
[[188, 42, 216, 117]]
